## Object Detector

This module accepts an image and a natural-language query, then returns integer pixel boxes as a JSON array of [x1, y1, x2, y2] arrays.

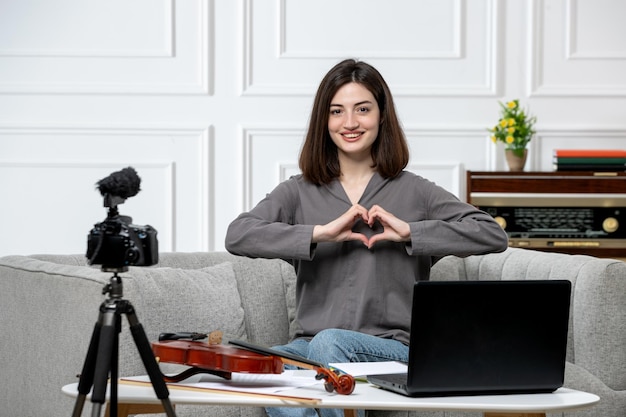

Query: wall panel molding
[[528, 0, 626, 96], [0, 160, 175, 250], [241, 0, 500, 97], [241, 126, 305, 210], [0, 124, 214, 254], [277, 0, 464, 59], [0, 0, 212, 95], [0, 0, 175, 58], [565, 0, 626, 59]]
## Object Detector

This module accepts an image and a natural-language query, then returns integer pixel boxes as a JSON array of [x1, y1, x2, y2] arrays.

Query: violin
[[151, 332, 355, 395]]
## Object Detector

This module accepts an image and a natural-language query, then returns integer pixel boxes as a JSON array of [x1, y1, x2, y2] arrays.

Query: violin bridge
[[208, 330, 223, 345]]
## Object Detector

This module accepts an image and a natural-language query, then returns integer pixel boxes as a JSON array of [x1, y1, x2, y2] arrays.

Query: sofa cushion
[[156, 252, 299, 347], [122, 262, 247, 345]]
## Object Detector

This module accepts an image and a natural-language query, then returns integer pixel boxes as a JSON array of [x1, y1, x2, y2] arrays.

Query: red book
[[554, 149, 626, 158]]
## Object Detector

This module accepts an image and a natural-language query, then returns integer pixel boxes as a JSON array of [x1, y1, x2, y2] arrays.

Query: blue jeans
[[266, 328, 409, 417]]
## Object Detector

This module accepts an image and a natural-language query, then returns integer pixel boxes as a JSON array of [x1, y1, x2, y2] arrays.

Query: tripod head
[[101, 270, 126, 301]]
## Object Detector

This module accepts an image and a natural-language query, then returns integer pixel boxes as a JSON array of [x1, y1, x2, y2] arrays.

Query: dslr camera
[[86, 167, 158, 270]]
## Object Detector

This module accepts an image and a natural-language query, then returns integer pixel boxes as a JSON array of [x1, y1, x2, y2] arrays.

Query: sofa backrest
[[22, 248, 626, 392], [31, 251, 299, 345], [6, 252, 297, 376]]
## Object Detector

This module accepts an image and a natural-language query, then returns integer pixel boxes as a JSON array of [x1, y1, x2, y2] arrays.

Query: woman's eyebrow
[[330, 100, 373, 107]]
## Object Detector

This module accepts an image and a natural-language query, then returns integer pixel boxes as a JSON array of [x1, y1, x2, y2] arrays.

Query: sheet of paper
[[124, 370, 322, 396], [329, 361, 407, 377], [186, 370, 321, 394]]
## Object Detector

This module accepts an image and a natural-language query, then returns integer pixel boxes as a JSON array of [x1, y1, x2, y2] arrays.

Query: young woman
[[225, 59, 508, 417]]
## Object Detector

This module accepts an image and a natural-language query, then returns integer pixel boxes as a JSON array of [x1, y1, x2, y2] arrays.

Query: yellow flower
[[487, 99, 536, 151]]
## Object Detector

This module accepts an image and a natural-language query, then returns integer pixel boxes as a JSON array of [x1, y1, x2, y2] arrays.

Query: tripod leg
[[71, 322, 102, 417], [89, 310, 118, 417], [108, 314, 121, 417], [126, 309, 177, 417]]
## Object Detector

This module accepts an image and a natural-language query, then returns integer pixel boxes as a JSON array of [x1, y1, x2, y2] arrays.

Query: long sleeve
[[404, 178, 509, 257], [225, 177, 316, 261]]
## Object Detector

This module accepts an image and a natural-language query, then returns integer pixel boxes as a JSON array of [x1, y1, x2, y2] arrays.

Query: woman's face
[[327, 82, 380, 160]]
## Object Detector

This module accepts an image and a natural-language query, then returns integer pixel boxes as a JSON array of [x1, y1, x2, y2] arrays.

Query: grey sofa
[[0, 248, 624, 417]]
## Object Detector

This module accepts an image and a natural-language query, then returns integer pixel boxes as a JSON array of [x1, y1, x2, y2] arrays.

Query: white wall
[[1, 0, 625, 256]]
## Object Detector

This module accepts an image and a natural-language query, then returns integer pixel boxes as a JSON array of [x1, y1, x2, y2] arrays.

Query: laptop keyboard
[[375, 373, 408, 384]]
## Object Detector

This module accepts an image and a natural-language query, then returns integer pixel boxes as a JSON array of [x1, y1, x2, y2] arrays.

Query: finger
[[367, 205, 388, 226], [367, 231, 391, 248], [349, 232, 370, 246], [340, 205, 367, 227], [351, 204, 370, 222]]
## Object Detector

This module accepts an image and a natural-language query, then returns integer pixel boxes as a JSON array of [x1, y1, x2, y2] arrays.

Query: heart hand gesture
[[312, 204, 410, 249]]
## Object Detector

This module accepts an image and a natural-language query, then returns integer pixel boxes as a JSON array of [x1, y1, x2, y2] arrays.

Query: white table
[[62, 378, 599, 417]]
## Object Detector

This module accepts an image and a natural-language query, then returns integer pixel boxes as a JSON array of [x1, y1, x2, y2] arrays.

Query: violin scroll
[[315, 367, 356, 395]]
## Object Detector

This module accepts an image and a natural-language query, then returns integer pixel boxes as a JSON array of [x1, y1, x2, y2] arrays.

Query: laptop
[[367, 280, 571, 397]]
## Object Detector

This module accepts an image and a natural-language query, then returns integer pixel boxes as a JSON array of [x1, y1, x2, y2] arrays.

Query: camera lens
[[125, 247, 140, 263]]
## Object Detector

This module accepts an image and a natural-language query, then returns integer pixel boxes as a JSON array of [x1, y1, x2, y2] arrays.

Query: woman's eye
[[357, 107, 369, 113], [330, 108, 342, 115]]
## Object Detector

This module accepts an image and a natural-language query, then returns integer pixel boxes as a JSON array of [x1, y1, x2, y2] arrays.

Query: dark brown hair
[[299, 59, 409, 185]]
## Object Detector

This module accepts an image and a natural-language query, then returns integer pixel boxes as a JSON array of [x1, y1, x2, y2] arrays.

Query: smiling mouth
[[342, 132, 363, 140]]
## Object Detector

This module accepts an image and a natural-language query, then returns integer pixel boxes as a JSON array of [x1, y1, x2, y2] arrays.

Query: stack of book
[[553, 149, 626, 172]]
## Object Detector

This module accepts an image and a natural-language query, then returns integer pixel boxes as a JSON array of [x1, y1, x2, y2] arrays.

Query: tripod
[[71, 268, 176, 417]]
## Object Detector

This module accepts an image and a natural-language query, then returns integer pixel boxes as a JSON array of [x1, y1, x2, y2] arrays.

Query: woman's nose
[[344, 114, 359, 130]]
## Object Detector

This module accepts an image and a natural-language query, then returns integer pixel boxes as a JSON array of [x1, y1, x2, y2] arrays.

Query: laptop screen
[[404, 280, 571, 395]]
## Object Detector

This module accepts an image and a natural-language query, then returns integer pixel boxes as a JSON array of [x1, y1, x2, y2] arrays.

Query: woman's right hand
[[312, 204, 370, 246]]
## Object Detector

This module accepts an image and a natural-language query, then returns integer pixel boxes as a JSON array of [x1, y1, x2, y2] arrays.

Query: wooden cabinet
[[466, 171, 626, 258]]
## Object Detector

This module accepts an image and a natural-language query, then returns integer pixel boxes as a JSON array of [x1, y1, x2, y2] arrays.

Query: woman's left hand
[[366, 205, 411, 249]]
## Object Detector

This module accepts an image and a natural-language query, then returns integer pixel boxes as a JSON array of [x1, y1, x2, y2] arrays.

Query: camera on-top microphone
[[86, 167, 158, 271]]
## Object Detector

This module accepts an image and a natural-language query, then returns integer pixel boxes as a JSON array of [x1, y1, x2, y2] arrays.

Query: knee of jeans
[[308, 329, 352, 363], [309, 328, 343, 349]]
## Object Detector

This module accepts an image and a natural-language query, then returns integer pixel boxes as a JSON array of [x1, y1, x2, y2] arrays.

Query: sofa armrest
[[0, 256, 110, 417], [573, 260, 626, 391]]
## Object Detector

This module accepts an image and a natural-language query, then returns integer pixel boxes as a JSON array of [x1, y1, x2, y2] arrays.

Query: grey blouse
[[225, 171, 508, 345]]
